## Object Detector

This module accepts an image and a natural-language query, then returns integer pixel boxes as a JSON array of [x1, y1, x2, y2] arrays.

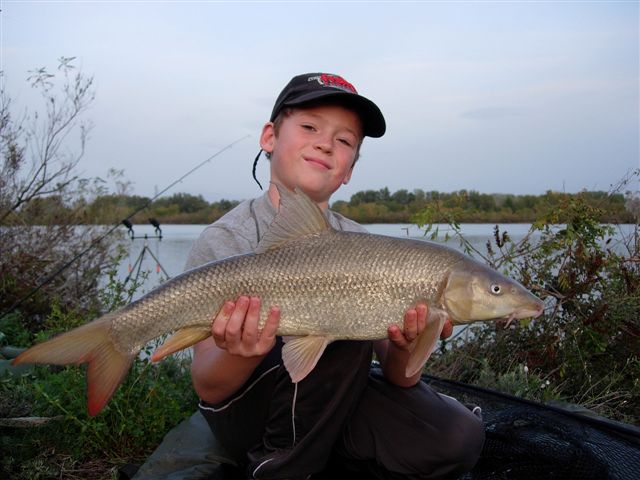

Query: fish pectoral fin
[[282, 335, 332, 383], [405, 308, 447, 378], [151, 327, 211, 362]]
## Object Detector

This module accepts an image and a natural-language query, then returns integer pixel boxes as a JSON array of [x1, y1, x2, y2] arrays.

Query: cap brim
[[281, 91, 386, 138]]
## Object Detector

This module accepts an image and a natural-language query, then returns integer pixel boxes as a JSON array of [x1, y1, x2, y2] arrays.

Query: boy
[[186, 73, 485, 479]]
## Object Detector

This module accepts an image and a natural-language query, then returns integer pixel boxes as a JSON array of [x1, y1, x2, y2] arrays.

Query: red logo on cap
[[312, 74, 358, 94]]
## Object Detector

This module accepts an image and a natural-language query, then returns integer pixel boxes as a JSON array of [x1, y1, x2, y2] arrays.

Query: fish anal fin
[[405, 308, 447, 378], [150, 327, 211, 363], [282, 335, 332, 383], [256, 185, 331, 254]]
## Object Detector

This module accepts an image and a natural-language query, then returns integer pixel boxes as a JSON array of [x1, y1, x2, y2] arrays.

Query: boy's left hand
[[387, 304, 453, 351]]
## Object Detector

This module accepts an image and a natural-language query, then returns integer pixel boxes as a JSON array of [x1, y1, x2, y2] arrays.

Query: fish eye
[[490, 284, 502, 295]]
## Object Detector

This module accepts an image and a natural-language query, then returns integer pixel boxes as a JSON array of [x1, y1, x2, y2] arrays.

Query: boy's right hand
[[212, 295, 280, 357]]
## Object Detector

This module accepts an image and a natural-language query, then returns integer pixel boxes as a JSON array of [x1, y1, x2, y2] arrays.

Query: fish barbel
[[13, 186, 544, 415]]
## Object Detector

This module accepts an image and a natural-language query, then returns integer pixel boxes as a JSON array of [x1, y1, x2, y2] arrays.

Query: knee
[[438, 407, 485, 474], [405, 404, 485, 477]]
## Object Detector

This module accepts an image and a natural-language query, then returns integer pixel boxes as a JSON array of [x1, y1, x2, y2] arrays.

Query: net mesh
[[422, 376, 640, 480]]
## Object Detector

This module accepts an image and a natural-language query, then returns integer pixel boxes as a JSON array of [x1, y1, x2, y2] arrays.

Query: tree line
[[8, 187, 637, 226], [332, 187, 638, 224]]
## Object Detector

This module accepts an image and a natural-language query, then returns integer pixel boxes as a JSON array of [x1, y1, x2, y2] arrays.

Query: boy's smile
[[260, 104, 362, 210], [304, 156, 331, 170]]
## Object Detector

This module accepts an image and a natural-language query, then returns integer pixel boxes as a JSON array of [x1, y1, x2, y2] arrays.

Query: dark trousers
[[199, 340, 485, 479]]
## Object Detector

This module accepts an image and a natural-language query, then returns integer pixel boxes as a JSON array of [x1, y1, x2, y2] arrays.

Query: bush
[[421, 176, 640, 424], [0, 58, 122, 328]]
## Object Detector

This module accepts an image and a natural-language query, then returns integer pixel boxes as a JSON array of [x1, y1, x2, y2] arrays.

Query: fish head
[[441, 263, 544, 324]]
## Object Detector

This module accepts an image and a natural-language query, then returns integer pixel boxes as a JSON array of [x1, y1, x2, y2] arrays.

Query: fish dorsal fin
[[256, 185, 331, 254]]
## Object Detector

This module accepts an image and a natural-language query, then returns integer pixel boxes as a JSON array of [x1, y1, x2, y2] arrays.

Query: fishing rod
[[1, 134, 251, 319]]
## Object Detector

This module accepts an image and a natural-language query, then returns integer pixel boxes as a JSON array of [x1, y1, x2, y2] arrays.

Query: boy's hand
[[387, 303, 453, 351], [212, 296, 280, 357]]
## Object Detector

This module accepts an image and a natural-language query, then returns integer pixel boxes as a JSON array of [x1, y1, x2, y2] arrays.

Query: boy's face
[[260, 104, 362, 209]]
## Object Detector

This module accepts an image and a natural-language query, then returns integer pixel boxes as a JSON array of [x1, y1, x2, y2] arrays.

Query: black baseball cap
[[270, 73, 386, 138]]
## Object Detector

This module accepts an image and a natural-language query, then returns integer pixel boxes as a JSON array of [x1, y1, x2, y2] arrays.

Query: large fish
[[13, 186, 544, 415]]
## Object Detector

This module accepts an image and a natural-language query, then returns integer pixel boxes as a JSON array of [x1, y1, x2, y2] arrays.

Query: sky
[[1, 1, 639, 203]]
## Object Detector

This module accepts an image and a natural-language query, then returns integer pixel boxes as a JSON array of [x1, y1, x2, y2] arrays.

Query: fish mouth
[[503, 303, 545, 328]]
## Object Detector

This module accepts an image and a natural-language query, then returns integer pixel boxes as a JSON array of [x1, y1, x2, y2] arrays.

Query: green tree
[[391, 189, 415, 205], [350, 189, 382, 205], [153, 192, 208, 214]]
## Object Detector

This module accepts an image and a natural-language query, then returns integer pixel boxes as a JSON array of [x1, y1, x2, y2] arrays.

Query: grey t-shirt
[[184, 192, 367, 271]]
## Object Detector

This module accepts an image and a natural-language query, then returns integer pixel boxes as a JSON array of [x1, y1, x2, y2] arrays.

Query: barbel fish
[[13, 186, 544, 415]]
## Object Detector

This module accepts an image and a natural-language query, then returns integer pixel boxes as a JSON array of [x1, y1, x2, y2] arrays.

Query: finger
[[415, 303, 428, 333], [388, 324, 408, 347], [241, 297, 262, 344], [403, 308, 418, 341], [226, 295, 250, 343], [258, 305, 280, 349], [212, 300, 235, 346], [440, 318, 454, 339]]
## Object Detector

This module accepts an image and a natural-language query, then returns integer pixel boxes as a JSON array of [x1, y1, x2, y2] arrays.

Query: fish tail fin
[[405, 308, 447, 378], [12, 313, 135, 416]]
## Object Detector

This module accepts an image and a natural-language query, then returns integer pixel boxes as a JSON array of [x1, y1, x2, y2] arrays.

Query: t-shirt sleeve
[[184, 225, 253, 271], [332, 212, 369, 234]]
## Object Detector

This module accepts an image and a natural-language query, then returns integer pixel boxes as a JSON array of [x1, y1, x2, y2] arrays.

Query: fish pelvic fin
[[282, 335, 332, 383], [150, 326, 211, 362], [405, 308, 447, 378], [12, 313, 135, 416], [256, 185, 331, 254]]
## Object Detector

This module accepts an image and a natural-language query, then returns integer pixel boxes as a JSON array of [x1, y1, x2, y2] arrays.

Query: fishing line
[[1, 134, 251, 319]]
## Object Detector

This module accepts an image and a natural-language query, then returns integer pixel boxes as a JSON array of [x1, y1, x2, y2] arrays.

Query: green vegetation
[[422, 174, 639, 424], [0, 59, 122, 332], [332, 187, 636, 224], [84, 191, 240, 225], [11, 189, 240, 226], [1, 272, 197, 479], [16, 186, 636, 226]]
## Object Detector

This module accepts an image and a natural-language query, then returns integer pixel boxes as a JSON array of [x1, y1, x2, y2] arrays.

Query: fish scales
[[110, 229, 463, 354]]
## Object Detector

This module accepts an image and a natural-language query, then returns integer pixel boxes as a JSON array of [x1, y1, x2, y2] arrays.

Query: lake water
[[114, 222, 637, 299]]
